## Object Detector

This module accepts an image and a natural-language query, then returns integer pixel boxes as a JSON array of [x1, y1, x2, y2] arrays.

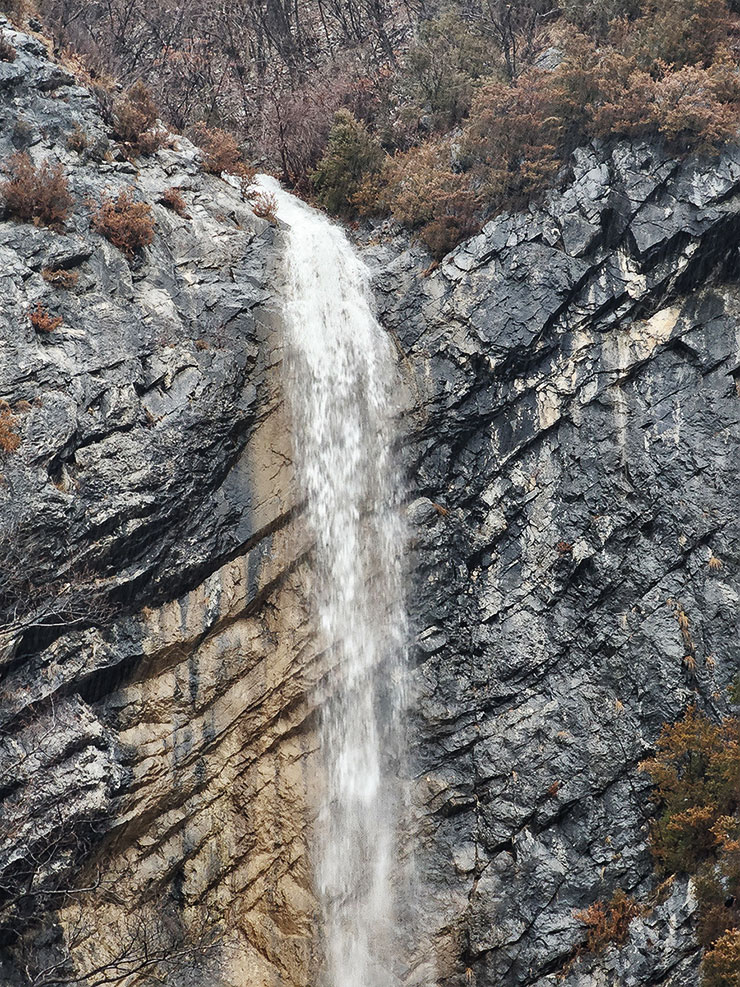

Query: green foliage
[[400, 11, 498, 130], [311, 110, 384, 217]]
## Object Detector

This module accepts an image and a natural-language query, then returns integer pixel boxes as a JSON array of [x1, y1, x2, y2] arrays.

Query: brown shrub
[[1, 153, 72, 230], [702, 929, 740, 987], [0, 0, 26, 21], [92, 189, 155, 257], [159, 186, 189, 217], [0, 33, 16, 62], [625, 0, 731, 71], [653, 63, 740, 151], [641, 708, 740, 983], [113, 81, 167, 155], [190, 123, 253, 178], [370, 141, 481, 258], [29, 303, 62, 333], [0, 400, 20, 454], [640, 706, 740, 874], [42, 267, 79, 289], [575, 889, 644, 954], [67, 123, 88, 153], [250, 190, 278, 223]]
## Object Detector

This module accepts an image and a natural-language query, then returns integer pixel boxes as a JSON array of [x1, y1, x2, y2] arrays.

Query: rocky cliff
[[0, 16, 738, 987]]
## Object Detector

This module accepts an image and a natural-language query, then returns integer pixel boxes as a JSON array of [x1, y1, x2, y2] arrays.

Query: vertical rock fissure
[[261, 176, 408, 987]]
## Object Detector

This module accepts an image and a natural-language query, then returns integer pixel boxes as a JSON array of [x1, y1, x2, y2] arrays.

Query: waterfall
[[258, 177, 408, 987]]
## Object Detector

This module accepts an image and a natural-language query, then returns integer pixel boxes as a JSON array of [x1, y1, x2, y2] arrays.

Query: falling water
[[259, 176, 408, 987]]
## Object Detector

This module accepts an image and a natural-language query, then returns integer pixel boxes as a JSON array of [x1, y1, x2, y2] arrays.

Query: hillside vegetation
[[6, 0, 740, 255]]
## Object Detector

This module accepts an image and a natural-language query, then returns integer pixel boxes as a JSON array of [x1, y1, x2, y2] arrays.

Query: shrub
[[368, 140, 481, 257], [0, 400, 20, 454], [190, 123, 252, 178], [575, 889, 644, 953], [159, 186, 189, 217], [626, 0, 731, 70], [703, 930, 740, 987], [1, 153, 72, 230], [400, 10, 496, 130], [113, 81, 167, 155], [640, 706, 740, 874], [653, 63, 740, 151], [67, 124, 88, 153], [0, 0, 25, 22], [464, 68, 568, 211], [92, 189, 155, 257], [29, 303, 63, 333], [250, 190, 278, 222], [561, 0, 641, 35], [642, 707, 740, 983], [42, 267, 79, 289], [0, 33, 16, 62], [312, 110, 384, 217]]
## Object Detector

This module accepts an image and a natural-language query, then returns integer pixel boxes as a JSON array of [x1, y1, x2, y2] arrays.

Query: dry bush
[[1, 153, 72, 230], [625, 0, 731, 70], [575, 889, 644, 954], [0, 401, 20, 454], [0, 33, 16, 61], [190, 123, 252, 178], [92, 189, 155, 257], [640, 706, 740, 874], [159, 186, 189, 217], [67, 123, 88, 153], [464, 68, 566, 210], [641, 706, 740, 983], [653, 62, 740, 151], [261, 65, 358, 191], [370, 140, 481, 257], [29, 302, 62, 333], [113, 80, 167, 155], [250, 190, 278, 222], [0, 0, 26, 22], [702, 928, 740, 987], [42, 267, 79, 289]]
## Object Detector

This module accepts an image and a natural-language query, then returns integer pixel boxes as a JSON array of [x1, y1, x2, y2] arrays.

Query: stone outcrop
[[0, 16, 739, 987], [0, 18, 320, 987], [373, 140, 740, 986]]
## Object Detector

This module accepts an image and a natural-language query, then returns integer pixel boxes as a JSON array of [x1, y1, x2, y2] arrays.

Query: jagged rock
[[373, 136, 740, 986]]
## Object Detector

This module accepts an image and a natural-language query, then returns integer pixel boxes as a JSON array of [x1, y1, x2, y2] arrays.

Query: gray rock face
[[373, 139, 740, 986], [0, 19, 314, 987], [1, 17, 739, 987]]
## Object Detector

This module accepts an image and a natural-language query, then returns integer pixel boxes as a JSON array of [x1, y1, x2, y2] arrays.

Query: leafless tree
[[463, 0, 558, 79]]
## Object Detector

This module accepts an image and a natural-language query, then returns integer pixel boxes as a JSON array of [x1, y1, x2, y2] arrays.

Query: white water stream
[[259, 176, 408, 987]]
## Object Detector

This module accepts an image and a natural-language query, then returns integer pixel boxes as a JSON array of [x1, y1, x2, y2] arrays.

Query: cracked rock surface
[[372, 139, 740, 986]]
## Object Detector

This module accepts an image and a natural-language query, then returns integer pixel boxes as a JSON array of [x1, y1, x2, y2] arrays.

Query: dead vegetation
[[159, 186, 189, 217], [91, 188, 155, 256], [0, 400, 21, 454], [29, 302, 62, 333], [1, 152, 72, 229]]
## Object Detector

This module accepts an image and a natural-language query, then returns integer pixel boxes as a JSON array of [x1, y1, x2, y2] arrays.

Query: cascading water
[[258, 176, 408, 987]]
